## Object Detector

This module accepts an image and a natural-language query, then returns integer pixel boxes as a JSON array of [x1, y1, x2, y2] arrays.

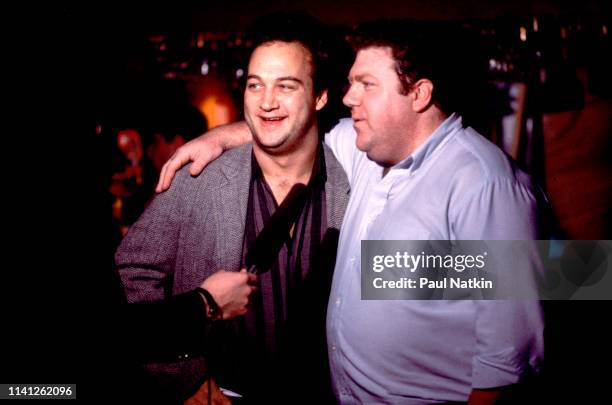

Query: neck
[[253, 127, 319, 203], [401, 108, 448, 162]]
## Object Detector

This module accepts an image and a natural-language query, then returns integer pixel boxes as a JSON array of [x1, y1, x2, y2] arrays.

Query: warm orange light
[[200, 96, 233, 128], [520, 26, 527, 42], [197, 33, 205, 48], [188, 74, 238, 128]]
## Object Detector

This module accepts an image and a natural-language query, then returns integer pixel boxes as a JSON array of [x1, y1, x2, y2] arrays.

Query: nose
[[260, 88, 279, 111], [343, 84, 360, 108]]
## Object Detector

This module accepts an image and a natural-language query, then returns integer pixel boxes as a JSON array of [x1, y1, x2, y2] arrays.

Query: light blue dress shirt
[[325, 114, 544, 404]]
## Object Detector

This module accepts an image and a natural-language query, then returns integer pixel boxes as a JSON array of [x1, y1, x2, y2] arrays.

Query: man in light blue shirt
[[158, 21, 544, 405], [325, 115, 543, 404], [321, 24, 544, 404]]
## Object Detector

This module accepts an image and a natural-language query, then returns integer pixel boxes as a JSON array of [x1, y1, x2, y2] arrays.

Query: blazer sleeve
[[115, 170, 192, 303], [114, 170, 211, 401]]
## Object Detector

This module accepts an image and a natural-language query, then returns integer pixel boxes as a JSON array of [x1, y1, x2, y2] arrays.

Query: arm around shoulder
[[157, 121, 252, 192]]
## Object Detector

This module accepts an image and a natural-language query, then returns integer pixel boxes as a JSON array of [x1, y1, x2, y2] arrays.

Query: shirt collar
[[392, 113, 462, 174]]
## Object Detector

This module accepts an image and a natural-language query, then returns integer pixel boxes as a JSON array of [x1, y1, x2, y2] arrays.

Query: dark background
[[3, 1, 610, 402]]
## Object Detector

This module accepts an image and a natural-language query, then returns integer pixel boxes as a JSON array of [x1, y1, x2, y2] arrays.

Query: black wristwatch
[[196, 287, 223, 321]]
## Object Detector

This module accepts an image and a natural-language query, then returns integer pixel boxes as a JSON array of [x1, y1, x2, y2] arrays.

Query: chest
[[343, 165, 455, 242]]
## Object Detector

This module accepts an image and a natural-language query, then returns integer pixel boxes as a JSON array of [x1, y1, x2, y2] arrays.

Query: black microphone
[[245, 183, 309, 274]]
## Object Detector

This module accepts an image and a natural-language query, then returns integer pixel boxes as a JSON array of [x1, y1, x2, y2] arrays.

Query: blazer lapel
[[323, 145, 350, 230], [211, 145, 253, 271], [209, 144, 348, 271]]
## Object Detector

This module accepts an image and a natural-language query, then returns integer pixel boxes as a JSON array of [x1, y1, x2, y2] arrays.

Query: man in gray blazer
[[116, 12, 349, 404]]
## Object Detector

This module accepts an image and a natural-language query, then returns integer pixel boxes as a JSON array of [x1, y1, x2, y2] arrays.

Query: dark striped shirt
[[214, 143, 337, 402]]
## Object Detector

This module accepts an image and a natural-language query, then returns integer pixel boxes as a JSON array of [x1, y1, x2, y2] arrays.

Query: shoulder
[[441, 126, 540, 222], [323, 143, 345, 174], [323, 143, 350, 186], [212, 144, 253, 171], [448, 126, 533, 188], [171, 144, 253, 192], [325, 118, 357, 146]]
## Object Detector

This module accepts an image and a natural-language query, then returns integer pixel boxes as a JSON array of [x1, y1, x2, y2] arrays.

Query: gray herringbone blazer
[[115, 143, 349, 400]]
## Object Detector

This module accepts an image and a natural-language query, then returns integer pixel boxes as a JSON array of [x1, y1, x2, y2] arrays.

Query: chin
[[253, 129, 287, 147], [254, 138, 290, 153], [355, 138, 370, 154], [259, 135, 290, 149]]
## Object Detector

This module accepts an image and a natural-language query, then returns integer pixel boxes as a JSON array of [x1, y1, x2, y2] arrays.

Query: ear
[[411, 79, 434, 112], [315, 89, 328, 111]]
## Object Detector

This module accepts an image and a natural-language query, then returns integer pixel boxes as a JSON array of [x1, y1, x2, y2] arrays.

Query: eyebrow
[[349, 74, 374, 82], [246, 74, 303, 85], [276, 76, 303, 85]]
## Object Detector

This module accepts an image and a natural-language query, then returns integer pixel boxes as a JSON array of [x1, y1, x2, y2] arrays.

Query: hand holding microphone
[[200, 269, 258, 320]]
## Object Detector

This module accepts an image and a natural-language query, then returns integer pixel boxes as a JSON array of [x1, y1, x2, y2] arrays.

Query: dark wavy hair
[[247, 11, 352, 133], [247, 11, 331, 97], [348, 20, 483, 117]]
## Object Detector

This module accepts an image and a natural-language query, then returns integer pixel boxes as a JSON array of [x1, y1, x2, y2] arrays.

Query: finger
[[188, 156, 207, 176], [239, 268, 249, 282], [161, 157, 185, 190], [161, 147, 197, 191], [247, 273, 258, 284], [157, 155, 176, 192], [240, 268, 247, 273], [156, 159, 171, 193]]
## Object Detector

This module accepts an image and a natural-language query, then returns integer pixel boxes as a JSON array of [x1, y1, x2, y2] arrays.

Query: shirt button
[[331, 345, 336, 351], [335, 298, 341, 305]]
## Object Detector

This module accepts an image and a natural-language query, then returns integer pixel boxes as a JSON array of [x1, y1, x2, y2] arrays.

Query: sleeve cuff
[[471, 351, 526, 389]]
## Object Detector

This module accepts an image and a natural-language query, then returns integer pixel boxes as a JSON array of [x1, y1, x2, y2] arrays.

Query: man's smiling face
[[244, 41, 327, 156]]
